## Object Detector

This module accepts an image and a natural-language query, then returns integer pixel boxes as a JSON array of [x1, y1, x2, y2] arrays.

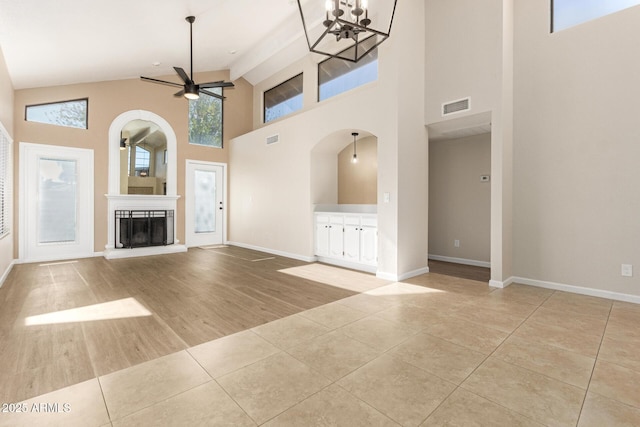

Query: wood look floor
[[428, 259, 491, 283], [0, 246, 368, 404]]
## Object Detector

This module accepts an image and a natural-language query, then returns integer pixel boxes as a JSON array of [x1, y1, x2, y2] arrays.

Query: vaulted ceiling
[[0, 0, 309, 89]]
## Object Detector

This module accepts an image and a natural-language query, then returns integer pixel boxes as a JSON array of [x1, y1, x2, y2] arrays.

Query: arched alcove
[[310, 129, 377, 207], [108, 110, 177, 196]]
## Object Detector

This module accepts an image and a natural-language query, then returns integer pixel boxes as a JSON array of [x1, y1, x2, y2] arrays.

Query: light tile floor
[[2, 277, 640, 426]]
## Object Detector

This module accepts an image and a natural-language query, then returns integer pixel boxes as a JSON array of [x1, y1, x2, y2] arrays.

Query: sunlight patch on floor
[[24, 297, 152, 326], [365, 281, 446, 296], [278, 263, 389, 293]]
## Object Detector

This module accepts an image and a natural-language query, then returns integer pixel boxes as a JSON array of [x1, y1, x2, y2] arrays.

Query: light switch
[[383, 192, 390, 203]]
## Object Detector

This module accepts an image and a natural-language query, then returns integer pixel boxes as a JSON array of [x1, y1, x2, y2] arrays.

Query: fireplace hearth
[[115, 210, 174, 249]]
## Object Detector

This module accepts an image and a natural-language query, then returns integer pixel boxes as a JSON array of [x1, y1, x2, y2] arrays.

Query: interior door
[[185, 160, 225, 247], [20, 143, 94, 262]]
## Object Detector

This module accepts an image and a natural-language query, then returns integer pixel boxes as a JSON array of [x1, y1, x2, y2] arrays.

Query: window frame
[[551, 0, 640, 32], [25, 97, 89, 129], [263, 73, 304, 124], [317, 48, 378, 102]]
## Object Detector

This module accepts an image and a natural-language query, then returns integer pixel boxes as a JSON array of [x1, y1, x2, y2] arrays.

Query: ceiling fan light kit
[[296, 0, 397, 62], [141, 16, 234, 100]]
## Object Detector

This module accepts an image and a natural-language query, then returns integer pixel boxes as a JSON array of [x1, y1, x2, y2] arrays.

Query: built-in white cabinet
[[315, 212, 377, 271]]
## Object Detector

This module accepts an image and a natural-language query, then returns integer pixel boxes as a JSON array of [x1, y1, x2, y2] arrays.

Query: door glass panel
[[38, 158, 77, 243], [194, 169, 216, 233]]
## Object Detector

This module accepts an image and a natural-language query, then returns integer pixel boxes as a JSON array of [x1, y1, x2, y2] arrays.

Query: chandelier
[[296, 0, 398, 62]]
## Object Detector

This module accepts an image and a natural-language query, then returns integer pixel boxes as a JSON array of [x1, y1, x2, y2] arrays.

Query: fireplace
[[115, 210, 174, 249]]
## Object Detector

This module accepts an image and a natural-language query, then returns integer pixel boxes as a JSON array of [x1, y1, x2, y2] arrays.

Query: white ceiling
[[0, 0, 307, 89]]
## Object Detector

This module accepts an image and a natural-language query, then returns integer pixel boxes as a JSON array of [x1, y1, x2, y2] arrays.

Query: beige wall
[[12, 71, 252, 256], [513, 2, 640, 295], [429, 134, 491, 263], [0, 46, 14, 282], [338, 136, 377, 204]]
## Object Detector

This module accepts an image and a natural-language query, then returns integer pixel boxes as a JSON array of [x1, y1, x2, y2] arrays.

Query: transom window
[[552, 0, 640, 32], [319, 49, 378, 101], [264, 73, 304, 123], [25, 98, 88, 129], [189, 88, 223, 148]]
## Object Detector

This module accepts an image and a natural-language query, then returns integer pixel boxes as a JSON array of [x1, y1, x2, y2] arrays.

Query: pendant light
[[351, 132, 359, 164]]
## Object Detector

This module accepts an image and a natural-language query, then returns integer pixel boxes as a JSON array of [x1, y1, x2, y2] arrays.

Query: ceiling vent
[[442, 97, 471, 116], [266, 134, 279, 145]]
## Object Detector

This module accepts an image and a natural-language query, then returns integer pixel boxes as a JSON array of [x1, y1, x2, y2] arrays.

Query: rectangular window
[[264, 73, 304, 123], [25, 98, 88, 129], [189, 88, 223, 148], [319, 49, 378, 102], [552, 0, 640, 32], [0, 123, 10, 239]]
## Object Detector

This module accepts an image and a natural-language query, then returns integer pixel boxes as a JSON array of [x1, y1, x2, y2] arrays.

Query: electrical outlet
[[454, 239, 460, 248], [621, 264, 633, 277]]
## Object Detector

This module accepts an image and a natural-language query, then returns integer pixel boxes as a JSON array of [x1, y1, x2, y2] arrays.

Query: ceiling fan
[[140, 16, 234, 100]]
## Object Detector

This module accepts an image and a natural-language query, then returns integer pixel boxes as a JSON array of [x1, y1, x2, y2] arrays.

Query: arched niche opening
[[310, 129, 378, 209], [108, 110, 177, 196]]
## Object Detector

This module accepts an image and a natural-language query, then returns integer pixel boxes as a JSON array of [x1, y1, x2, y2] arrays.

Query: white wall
[[424, 0, 513, 285], [229, 1, 428, 279], [0, 46, 14, 285], [513, 2, 640, 296], [424, 0, 502, 125]]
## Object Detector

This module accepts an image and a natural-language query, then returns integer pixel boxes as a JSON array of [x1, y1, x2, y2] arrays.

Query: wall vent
[[266, 134, 279, 145], [442, 97, 471, 116]]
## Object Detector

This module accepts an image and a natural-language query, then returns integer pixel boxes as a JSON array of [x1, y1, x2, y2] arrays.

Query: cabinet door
[[315, 223, 330, 256], [343, 225, 360, 262], [360, 226, 378, 265], [328, 224, 344, 258]]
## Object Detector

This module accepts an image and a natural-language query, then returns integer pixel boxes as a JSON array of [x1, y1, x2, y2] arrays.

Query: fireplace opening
[[115, 210, 174, 248]]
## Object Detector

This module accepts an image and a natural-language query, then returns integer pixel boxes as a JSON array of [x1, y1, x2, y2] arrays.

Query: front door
[[185, 160, 225, 247], [20, 143, 94, 262]]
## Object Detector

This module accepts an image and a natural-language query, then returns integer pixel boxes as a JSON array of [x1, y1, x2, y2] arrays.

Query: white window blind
[[0, 123, 11, 238]]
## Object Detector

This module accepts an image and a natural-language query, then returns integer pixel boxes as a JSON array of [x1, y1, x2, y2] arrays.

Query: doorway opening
[[427, 115, 491, 283]]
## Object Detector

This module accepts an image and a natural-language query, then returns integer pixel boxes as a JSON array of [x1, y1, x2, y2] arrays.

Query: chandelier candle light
[[297, 0, 397, 62]]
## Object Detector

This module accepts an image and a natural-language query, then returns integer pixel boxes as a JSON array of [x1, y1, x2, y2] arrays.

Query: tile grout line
[[437, 290, 560, 426], [574, 301, 614, 427]]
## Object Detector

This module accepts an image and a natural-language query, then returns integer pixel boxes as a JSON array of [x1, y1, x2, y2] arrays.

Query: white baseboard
[[428, 254, 491, 268], [0, 259, 16, 288], [226, 241, 316, 263], [376, 266, 430, 282], [489, 276, 515, 289], [512, 276, 640, 304]]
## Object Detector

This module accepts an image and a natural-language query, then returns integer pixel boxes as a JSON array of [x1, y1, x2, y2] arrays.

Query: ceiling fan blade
[[173, 89, 185, 97], [140, 76, 183, 88], [200, 81, 235, 89], [200, 89, 225, 100], [174, 67, 192, 84]]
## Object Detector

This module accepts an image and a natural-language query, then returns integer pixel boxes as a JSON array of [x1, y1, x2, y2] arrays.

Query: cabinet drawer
[[344, 216, 360, 226], [361, 217, 377, 227], [316, 214, 330, 224], [330, 215, 344, 225]]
